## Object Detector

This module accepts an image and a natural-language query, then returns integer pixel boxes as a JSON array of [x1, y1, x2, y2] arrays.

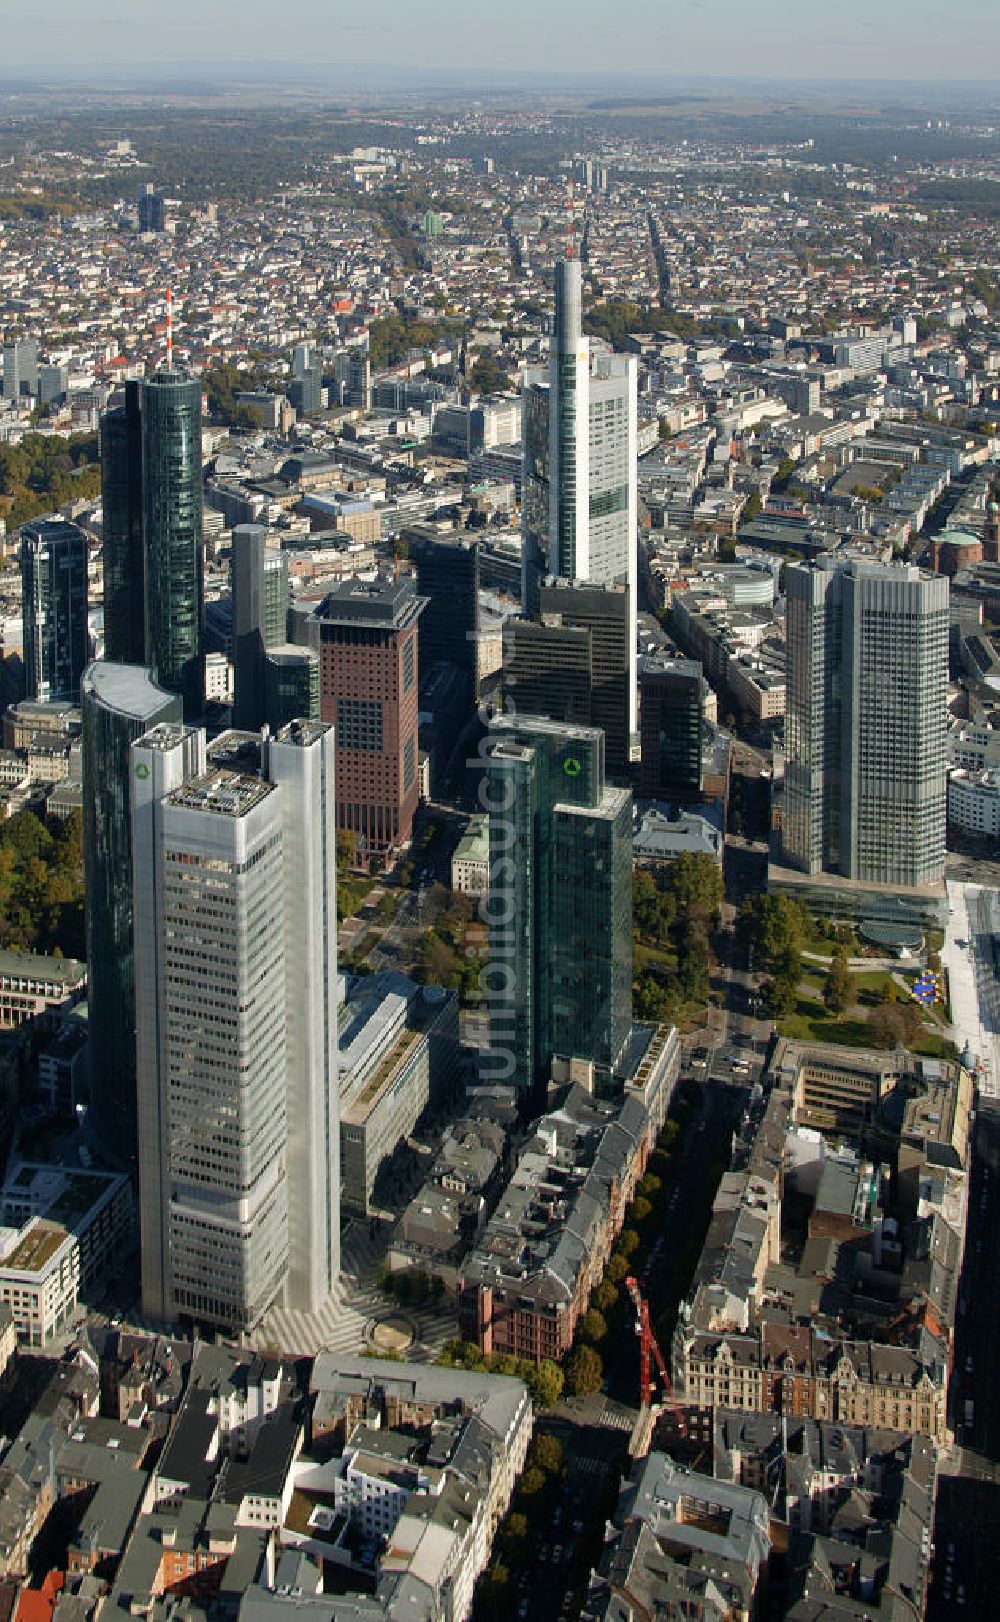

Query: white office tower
[[132, 720, 339, 1333], [784, 557, 948, 888], [522, 257, 638, 738]]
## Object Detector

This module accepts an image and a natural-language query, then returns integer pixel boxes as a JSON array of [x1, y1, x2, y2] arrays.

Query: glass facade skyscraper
[[20, 519, 89, 705], [100, 371, 204, 716], [81, 660, 182, 1166], [263, 646, 319, 732], [638, 653, 704, 801], [230, 523, 289, 729], [784, 557, 948, 888], [101, 381, 145, 666], [142, 373, 204, 714], [485, 714, 632, 1102]]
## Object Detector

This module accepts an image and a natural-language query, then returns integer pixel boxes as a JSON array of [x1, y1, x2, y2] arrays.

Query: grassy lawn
[[780, 998, 957, 1058], [780, 1009, 873, 1047], [851, 970, 895, 994], [634, 940, 677, 973]]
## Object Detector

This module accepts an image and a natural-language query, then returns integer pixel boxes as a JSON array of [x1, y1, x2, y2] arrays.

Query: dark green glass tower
[[100, 382, 145, 666], [21, 519, 89, 704], [141, 373, 204, 715], [82, 660, 181, 1166], [485, 714, 632, 1102], [100, 371, 203, 717], [231, 524, 290, 729]]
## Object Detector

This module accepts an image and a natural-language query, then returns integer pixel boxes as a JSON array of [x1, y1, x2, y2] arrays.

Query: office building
[[407, 527, 480, 704], [522, 256, 637, 650], [38, 365, 69, 406], [784, 557, 948, 888], [504, 578, 635, 778], [338, 969, 460, 1214], [263, 646, 319, 732], [100, 372, 204, 716], [100, 382, 145, 666], [333, 342, 372, 412], [315, 577, 425, 864], [484, 714, 632, 1101], [638, 654, 703, 800], [81, 661, 182, 1167], [132, 721, 339, 1330], [136, 185, 166, 233], [230, 524, 289, 728], [20, 520, 89, 705], [2, 338, 39, 400]]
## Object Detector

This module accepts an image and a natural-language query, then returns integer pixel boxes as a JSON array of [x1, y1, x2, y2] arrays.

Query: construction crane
[[625, 1274, 683, 1422]]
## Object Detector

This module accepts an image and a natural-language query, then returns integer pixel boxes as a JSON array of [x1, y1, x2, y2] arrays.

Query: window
[[403, 636, 415, 692], [338, 697, 384, 752]]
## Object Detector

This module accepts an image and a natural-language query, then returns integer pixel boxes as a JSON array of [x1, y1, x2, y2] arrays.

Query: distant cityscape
[[0, 80, 999, 1622]]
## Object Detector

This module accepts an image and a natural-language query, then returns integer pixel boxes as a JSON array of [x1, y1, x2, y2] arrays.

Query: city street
[[929, 1104, 1000, 1617]]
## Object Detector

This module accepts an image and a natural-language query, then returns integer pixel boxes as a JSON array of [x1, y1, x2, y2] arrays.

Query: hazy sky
[[4, 0, 999, 81]]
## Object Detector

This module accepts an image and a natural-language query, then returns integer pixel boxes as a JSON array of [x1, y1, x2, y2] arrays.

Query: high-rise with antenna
[[521, 254, 638, 759], [165, 287, 173, 370], [100, 366, 204, 718]]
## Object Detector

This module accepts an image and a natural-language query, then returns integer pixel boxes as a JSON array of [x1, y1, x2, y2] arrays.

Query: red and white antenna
[[166, 287, 173, 371]]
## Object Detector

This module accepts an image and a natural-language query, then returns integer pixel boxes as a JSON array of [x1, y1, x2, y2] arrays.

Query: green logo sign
[[563, 756, 582, 778], [134, 761, 150, 780]]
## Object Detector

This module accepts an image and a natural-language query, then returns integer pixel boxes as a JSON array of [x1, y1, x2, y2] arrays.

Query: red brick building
[[316, 577, 425, 863]]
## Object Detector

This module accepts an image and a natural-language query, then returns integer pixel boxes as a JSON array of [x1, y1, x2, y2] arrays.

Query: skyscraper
[[136, 184, 166, 233], [100, 381, 145, 666], [784, 557, 948, 888], [2, 337, 39, 400], [20, 519, 89, 705], [407, 527, 480, 706], [100, 371, 204, 716], [521, 258, 638, 741], [315, 577, 425, 864], [263, 646, 319, 731], [81, 661, 182, 1166], [504, 578, 634, 779], [638, 654, 703, 801], [132, 720, 339, 1330], [230, 524, 289, 729], [485, 714, 632, 1102]]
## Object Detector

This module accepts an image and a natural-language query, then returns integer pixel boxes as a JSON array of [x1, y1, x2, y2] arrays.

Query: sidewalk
[[943, 880, 1000, 1100]]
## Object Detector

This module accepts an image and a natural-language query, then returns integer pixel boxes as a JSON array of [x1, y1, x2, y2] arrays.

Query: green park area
[[737, 894, 955, 1058]]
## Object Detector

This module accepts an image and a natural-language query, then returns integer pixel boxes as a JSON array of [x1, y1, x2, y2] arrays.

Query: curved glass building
[[100, 371, 204, 716], [82, 660, 181, 1166], [100, 381, 145, 667], [141, 373, 204, 714]]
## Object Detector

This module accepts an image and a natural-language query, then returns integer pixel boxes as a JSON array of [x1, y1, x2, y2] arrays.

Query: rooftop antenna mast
[[565, 176, 575, 260], [166, 287, 173, 371]]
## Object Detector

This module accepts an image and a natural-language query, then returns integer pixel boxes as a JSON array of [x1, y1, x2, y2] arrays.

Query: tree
[[667, 853, 723, 923], [578, 1308, 608, 1345], [631, 1196, 653, 1224], [502, 1513, 529, 1558], [564, 1345, 603, 1397], [525, 1359, 563, 1409], [606, 1255, 629, 1284], [527, 1433, 565, 1476], [824, 945, 853, 1014], [616, 1228, 640, 1259], [517, 1467, 547, 1498], [593, 1280, 619, 1313]]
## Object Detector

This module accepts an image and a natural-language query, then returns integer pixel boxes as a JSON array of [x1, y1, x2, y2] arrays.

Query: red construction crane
[[625, 1274, 685, 1429]]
